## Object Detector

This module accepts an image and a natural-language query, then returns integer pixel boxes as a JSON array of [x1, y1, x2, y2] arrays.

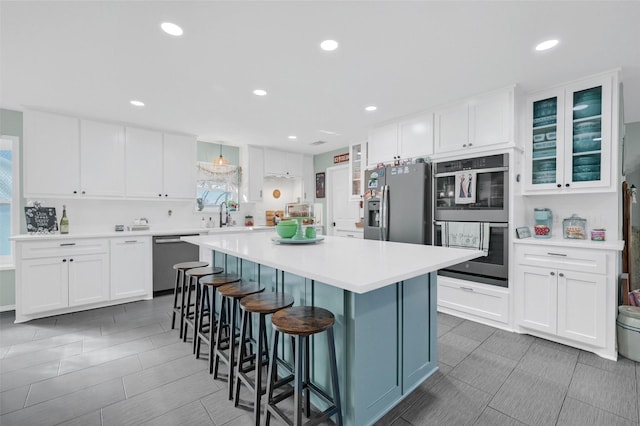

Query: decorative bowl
[[276, 220, 297, 238]]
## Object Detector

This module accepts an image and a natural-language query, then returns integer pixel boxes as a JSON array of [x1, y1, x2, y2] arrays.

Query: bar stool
[[183, 266, 223, 350], [195, 273, 241, 372], [264, 306, 343, 426], [212, 280, 265, 400], [233, 292, 295, 426], [171, 261, 208, 339]]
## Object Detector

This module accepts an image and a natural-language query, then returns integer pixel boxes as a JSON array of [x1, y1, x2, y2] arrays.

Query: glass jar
[[244, 215, 254, 226], [563, 214, 587, 239]]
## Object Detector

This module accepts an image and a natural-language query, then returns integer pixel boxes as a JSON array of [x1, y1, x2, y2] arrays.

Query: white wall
[[520, 192, 619, 239]]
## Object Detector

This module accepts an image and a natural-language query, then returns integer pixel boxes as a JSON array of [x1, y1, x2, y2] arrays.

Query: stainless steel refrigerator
[[363, 162, 431, 244]]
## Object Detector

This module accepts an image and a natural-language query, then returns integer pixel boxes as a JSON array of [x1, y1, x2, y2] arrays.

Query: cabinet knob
[[462, 144, 467, 148], [158, 194, 162, 197], [550, 271, 555, 276], [557, 184, 562, 188], [69, 258, 74, 262], [565, 183, 570, 187], [73, 190, 78, 194], [468, 143, 473, 147], [62, 258, 67, 263], [559, 273, 564, 277], [164, 194, 168, 197], [82, 191, 86, 195]]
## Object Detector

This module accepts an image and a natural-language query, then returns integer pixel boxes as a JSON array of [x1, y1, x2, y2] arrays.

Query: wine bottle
[[60, 205, 69, 234]]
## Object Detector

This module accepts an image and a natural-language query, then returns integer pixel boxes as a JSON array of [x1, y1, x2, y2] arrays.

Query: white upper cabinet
[[264, 148, 303, 177], [349, 142, 366, 200], [368, 112, 433, 167], [24, 110, 81, 198], [125, 129, 195, 199], [163, 133, 196, 199], [247, 145, 265, 201], [80, 119, 125, 197], [524, 73, 616, 194], [434, 87, 514, 155], [125, 127, 163, 198]]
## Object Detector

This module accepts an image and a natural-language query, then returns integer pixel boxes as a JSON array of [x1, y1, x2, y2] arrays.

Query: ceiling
[[1, 1, 639, 155]]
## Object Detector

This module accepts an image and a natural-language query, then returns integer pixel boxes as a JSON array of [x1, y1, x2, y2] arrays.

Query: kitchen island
[[183, 233, 482, 426]]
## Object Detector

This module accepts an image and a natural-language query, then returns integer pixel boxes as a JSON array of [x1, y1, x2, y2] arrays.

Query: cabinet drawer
[[515, 245, 606, 275], [437, 276, 509, 324], [21, 239, 109, 259], [334, 230, 364, 239]]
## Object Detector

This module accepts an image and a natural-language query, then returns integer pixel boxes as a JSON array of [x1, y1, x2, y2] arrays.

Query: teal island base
[[210, 250, 438, 426]]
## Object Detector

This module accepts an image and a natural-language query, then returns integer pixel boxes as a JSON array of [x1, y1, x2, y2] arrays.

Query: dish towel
[[454, 171, 477, 204], [442, 221, 490, 255]]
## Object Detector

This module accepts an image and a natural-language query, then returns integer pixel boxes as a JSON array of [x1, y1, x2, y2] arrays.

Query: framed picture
[[516, 226, 531, 239], [25, 206, 58, 234], [315, 172, 325, 198]]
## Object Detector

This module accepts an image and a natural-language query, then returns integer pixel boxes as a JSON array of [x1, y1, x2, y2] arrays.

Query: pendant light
[[213, 143, 228, 167]]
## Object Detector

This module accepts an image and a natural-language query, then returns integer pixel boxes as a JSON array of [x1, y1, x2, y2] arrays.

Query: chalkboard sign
[[25, 206, 58, 234]]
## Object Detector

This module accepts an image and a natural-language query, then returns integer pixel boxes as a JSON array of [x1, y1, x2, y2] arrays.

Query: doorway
[[326, 165, 360, 236]]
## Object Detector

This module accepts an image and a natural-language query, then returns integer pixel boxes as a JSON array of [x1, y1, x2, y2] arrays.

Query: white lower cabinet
[[437, 275, 510, 328], [15, 237, 151, 322], [514, 242, 618, 359], [20, 239, 110, 315], [110, 237, 152, 300]]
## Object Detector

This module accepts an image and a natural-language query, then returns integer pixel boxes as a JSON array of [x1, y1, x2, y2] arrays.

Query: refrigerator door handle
[[381, 185, 389, 241]]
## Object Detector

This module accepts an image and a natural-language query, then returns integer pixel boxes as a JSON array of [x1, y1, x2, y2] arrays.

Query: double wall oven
[[433, 154, 509, 287]]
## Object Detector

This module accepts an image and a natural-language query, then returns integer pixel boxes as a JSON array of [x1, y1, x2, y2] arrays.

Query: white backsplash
[[521, 192, 620, 238], [25, 198, 210, 234]]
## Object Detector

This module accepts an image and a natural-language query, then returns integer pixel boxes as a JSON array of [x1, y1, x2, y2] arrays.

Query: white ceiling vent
[[310, 140, 327, 146]]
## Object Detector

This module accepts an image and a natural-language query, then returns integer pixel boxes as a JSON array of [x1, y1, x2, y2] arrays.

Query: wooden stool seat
[[195, 273, 242, 369], [234, 292, 295, 425], [213, 280, 265, 400], [200, 274, 241, 287], [183, 266, 223, 348], [186, 266, 223, 278], [171, 261, 209, 338], [173, 261, 208, 271], [265, 306, 343, 426], [218, 281, 265, 299], [271, 306, 335, 336]]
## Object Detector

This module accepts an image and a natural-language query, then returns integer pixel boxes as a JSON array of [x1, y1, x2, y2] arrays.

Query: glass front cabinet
[[349, 142, 367, 200], [524, 74, 616, 193]]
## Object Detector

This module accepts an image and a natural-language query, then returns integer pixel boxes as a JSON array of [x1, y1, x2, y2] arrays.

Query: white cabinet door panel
[[516, 265, 557, 335], [557, 270, 606, 347], [80, 119, 125, 197], [126, 127, 163, 198], [398, 113, 433, 159], [110, 238, 151, 300], [368, 123, 398, 166], [434, 103, 469, 153], [68, 254, 110, 307], [471, 90, 511, 147], [247, 146, 264, 201], [24, 111, 80, 197], [21, 257, 69, 314], [163, 133, 196, 199]]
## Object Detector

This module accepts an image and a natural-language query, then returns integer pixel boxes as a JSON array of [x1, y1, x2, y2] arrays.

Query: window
[[0, 136, 19, 266], [195, 162, 239, 211]]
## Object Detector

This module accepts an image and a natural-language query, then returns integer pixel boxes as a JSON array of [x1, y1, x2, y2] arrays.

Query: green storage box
[[617, 305, 640, 362]]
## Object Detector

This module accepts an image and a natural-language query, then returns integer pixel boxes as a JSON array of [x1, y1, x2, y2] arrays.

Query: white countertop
[[513, 236, 624, 251], [183, 233, 483, 294], [10, 226, 274, 241]]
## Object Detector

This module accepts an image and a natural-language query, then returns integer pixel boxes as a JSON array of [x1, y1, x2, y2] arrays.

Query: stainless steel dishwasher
[[152, 234, 200, 294]]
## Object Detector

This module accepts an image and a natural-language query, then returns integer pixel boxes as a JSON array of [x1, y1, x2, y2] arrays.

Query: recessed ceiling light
[[253, 89, 267, 96], [535, 39, 559, 51], [320, 40, 339, 51], [130, 100, 145, 107], [161, 22, 183, 36], [365, 105, 377, 112], [288, 135, 297, 140]]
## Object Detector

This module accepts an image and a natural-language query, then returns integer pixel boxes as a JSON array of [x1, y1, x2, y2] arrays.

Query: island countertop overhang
[[182, 233, 483, 294]]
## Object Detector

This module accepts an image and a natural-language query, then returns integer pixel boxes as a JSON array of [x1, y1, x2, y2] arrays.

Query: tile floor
[[0, 294, 638, 426]]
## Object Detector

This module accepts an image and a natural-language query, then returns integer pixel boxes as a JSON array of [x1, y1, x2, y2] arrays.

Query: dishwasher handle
[[155, 238, 184, 244]]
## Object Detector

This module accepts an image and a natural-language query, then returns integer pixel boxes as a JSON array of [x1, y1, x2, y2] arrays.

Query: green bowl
[[276, 221, 297, 238]]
